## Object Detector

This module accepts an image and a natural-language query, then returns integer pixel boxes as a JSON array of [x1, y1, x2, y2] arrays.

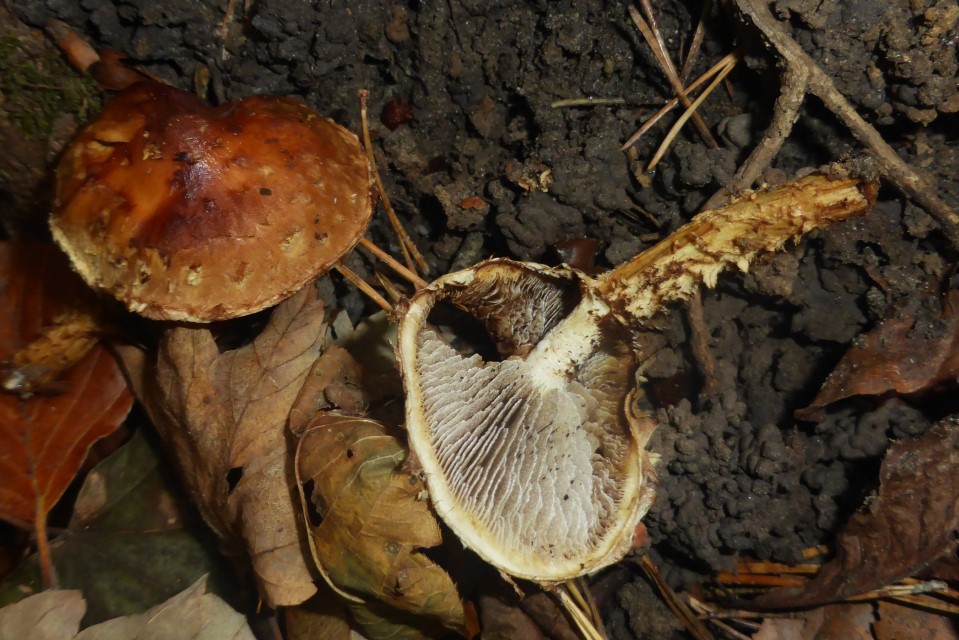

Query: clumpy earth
[[3, 0, 958, 637]]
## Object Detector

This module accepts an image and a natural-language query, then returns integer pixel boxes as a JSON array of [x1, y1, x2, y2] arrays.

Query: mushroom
[[50, 81, 374, 322], [397, 169, 877, 582]]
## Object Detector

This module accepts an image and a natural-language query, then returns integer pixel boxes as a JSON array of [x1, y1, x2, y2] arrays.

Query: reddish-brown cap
[[51, 82, 374, 322]]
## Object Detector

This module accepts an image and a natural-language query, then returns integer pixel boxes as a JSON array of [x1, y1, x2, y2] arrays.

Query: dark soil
[[3, 0, 958, 637]]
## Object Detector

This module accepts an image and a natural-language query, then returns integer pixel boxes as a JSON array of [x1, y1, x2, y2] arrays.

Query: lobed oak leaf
[[117, 286, 328, 607], [0, 243, 132, 531], [289, 311, 401, 432], [295, 413, 466, 638]]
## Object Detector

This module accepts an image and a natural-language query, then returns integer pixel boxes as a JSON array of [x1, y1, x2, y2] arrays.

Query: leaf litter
[[116, 286, 329, 607], [0, 430, 223, 626], [0, 242, 131, 587], [753, 415, 959, 609], [0, 575, 254, 640], [798, 283, 959, 420], [291, 340, 466, 638]]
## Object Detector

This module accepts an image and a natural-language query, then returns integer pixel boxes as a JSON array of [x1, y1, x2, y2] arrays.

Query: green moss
[[0, 34, 101, 139]]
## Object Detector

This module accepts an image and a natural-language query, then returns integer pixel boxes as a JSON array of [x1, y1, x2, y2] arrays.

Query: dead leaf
[[346, 599, 456, 640], [752, 604, 873, 640], [289, 311, 401, 431], [0, 589, 84, 640], [286, 589, 367, 640], [798, 287, 959, 420], [74, 575, 254, 640], [517, 591, 581, 640], [290, 345, 368, 429], [0, 430, 222, 625], [0, 576, 253, 640], [754, 416, 959, 608], [873, 601, 959, 640], [0, 243, 132, 531], [116, 287, 328, 607], [477, 594, 549, 640], [295, 413, 466, 638]]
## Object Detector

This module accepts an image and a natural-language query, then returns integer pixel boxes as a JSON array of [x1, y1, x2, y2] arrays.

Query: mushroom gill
[[400, 261, 657, 581]]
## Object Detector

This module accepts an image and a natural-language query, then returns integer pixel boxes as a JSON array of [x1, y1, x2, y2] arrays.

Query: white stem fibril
[[524, 294, 607, 392]]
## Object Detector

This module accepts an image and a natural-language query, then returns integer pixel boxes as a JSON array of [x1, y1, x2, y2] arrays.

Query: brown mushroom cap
[[51, 82, 373, 322]]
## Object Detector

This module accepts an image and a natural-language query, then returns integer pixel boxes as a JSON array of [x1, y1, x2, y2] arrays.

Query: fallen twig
[[730, 0, 959, 245], [621, 50, 741, 152], [640, 555, 716, 640], [700, 62, 808, 210], [629, 3, 719, 149], [679, 0, 714, 83]]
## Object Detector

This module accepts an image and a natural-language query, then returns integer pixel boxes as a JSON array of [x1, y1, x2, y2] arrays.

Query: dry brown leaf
[[477, 594, 549, 640], [873, 601, 959, 640], [0, 243, 132, 534], [754, 416, 959, 608], [289, 311, 402, 432], [295, 413, 466, 638], [0, 589, 84, 640], [286, 590, 367, 640], [752, 604, 873, 640], [289, 345, 368, 429], [74, 575, 255, 640], [0, 577, 254, 640], [117, 287, 328, 607], [476, 589, 579, 640], [798, 288, 959, 420]]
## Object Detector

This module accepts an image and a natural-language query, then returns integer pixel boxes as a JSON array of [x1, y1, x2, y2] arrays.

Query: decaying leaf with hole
[[753, 415, 959, 608], [397, 168, 877, 582], [295, 413, 466, 638], [116, 287, 328, 607]]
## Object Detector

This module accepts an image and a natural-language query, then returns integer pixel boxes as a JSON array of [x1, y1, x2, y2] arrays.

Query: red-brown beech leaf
[[117, 287, 328, 607], [797, 288, 959, 420], [0, 243, 132, 529], [753, 416, 959, 608]]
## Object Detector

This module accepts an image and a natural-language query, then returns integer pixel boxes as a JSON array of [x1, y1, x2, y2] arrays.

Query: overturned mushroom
[[398, 169, 877, 582], [51, 81, 374, 322]]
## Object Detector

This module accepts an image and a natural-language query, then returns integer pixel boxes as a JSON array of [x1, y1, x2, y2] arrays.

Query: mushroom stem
[[525, 298, 605, 390], [597, 170, 876, 324]]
